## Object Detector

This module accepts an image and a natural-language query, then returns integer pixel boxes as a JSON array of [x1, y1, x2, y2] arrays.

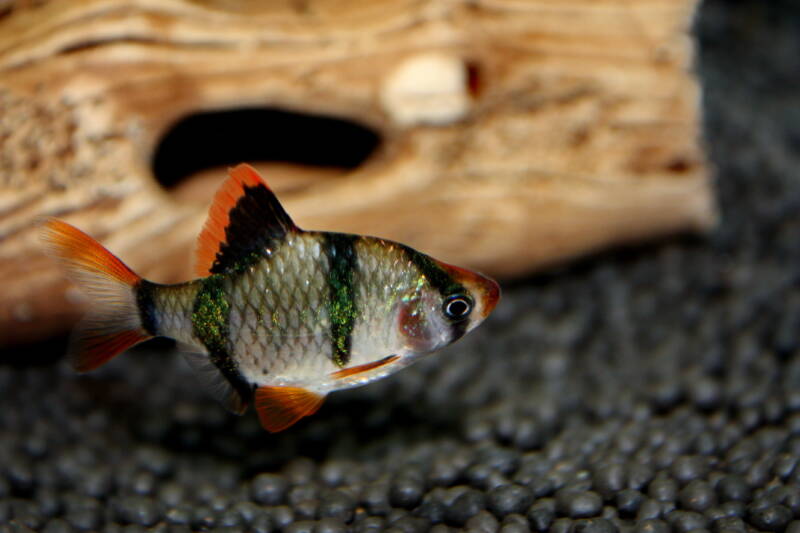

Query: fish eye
[[443, 294, 473, 320]]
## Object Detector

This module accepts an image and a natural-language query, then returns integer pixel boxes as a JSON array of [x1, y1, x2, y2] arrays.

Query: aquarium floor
[[3, 1, 800, 532]]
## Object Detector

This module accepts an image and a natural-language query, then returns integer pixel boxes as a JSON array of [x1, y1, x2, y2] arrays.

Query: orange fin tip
[[40, 219, 141, 287], [71, 329, 149, 373], [254, 386, 325, 433], [331, 355, 401, 379]]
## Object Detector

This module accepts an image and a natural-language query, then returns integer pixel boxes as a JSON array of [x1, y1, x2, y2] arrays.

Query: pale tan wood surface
[[0, 0, 713, 345]]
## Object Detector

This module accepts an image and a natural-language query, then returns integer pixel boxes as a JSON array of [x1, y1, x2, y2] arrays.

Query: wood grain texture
[[0, 0, 713, 345]]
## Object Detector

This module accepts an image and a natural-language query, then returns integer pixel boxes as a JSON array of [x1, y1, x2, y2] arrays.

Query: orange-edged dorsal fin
[[254, 386, 325, 432], [331, 355, 400, 379], [195, 163, 299, 277]]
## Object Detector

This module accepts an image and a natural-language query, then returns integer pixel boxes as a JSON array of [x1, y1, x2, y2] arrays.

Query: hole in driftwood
[[152, 108, 381, 204]]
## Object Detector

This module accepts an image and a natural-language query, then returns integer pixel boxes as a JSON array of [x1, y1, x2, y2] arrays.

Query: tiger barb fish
[[40, 164, 500, 432]]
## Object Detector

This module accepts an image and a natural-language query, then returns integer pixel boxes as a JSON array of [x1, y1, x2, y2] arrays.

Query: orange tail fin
[[40, 219, 151, 372]]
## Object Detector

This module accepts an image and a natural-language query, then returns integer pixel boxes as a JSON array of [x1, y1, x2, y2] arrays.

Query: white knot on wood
[[381, 53, 471, 126]]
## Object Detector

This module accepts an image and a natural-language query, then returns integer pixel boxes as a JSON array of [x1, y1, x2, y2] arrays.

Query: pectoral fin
[[331, 355, 400, 379], [254, 386, 325, 432], [181, 350, 249, 415]]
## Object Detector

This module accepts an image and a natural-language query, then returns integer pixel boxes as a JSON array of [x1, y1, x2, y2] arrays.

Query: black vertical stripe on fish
[[191, 275, 252, 403], [211, 183, 298, 275], [400, 245, 470, 341], [400, 245, 466, 297], [324, 233, 359, 368], [136, 280, 159, 336]]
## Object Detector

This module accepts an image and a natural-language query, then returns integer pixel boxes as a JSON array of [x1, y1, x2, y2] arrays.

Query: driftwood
[[0, 0, 713, 346]]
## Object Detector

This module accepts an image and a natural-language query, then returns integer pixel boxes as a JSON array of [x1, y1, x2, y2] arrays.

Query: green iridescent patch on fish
[[192, 275, 231, 355], [190, 274, 252, 403], [324, 233, 359, 367]]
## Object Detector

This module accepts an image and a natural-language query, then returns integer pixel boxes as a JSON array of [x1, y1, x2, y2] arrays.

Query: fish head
[[395, 257, 500, 355]]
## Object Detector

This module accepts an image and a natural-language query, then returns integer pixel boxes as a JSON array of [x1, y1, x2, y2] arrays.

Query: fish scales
[[349, 238, 422, 365], [229, 232, 332, 382], [40, 164, 499, 432]]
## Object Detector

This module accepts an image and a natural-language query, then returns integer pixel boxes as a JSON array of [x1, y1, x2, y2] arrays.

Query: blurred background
[[2, 0, 800, 532]]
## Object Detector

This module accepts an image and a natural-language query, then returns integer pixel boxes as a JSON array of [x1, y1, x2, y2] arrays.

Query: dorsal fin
[[254, 386, 325, 432], [195, 164, 299, 277]]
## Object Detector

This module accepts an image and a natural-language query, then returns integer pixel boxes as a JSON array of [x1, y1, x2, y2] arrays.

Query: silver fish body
[[41, 164, 500, 431]]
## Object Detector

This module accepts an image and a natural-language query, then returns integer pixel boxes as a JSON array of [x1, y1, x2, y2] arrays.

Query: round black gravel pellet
[[65, 508, 103, 531], [250, 474, 288, 506], [165, 506, 191, 525], [680, 481, 716, 512], [551, 517, 575, 533], [616, 489, 644, 517], [389, 478, 424, 510], [390, 515, 430, 533], [627, 464, 655, 492], [665, 510, 709, 533], [251, 513, 273, 533], [355, 517, 385, 532], [635, 498, 659, 521], [500, 513, 528, 529], [712, 516, 747, 533], [191, 506, 219, 529], [748, 504, 793, 532], [415, 497, 446, 524], [445, 489, 486, 526], [648, 477, 678, 503], [318, 490, 355, 522], [294, 499, 318, 521], [231, 501, 261, 524], [527, 499, 555, 532], [218, 509, 243, 527], [112, 497, 161, 527], [573, 518, 618, 533], [716, 477, 750, 503], [671, 457, 711, 484], [488, 484, 534, 518], [316, 517, 349, 533], [557, 490, 603, 518], [594, 465, 626, 500], [42, 519, 73, 533], [285, 520, 316, 533], [464, 510, 499, 532], [634, 519, 670, 533]]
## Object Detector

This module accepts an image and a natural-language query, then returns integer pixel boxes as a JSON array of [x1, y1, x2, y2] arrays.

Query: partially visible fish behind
[[40, 164, 500, 432]]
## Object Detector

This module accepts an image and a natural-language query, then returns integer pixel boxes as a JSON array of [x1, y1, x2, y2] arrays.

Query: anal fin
[[254, 386, 325, 432]]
